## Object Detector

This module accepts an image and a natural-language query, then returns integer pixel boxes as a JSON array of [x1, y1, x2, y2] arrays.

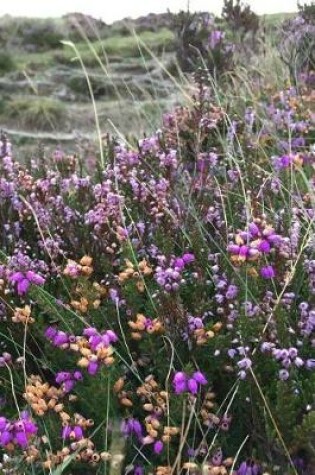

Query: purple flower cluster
[[261, 344, 312, 380], [155, 253, 195, 292], [0, 411, 37, 448], [305, 259, 315, 294], [121, 418, 143, 441], [9, 270, 45, 296], [228, 346, 252, 379], [228, 221, 282, 265], [237, 460, 262, 475], [298, 302, 315, 338], [172, 371, 207, 394], [62, 425, 84, 441], [55, 370, 83, 393], [45, 326, 118, 375]]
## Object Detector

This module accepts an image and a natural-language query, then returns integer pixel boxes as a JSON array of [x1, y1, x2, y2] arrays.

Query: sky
[[0, 0, 301, 23]]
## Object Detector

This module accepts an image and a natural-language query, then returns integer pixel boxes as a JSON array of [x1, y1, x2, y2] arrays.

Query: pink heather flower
[[260, 265, 275, 279]]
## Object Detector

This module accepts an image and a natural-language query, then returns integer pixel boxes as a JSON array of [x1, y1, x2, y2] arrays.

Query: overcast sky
[[0, 0, 301, 23]]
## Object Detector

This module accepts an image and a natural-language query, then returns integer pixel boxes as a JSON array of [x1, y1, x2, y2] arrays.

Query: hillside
[[0, 10, 293, 157]]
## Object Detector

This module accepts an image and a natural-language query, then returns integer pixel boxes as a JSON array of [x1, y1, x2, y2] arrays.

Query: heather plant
[[277, 12, 315, 84], [0, 50, 314, 475], [222, 0, 260, 50], [171, 10, 235, 79]]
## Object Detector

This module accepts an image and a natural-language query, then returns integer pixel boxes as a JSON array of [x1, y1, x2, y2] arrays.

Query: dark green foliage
[[18, 19, 62, 51], [222, 0, 260, 38], [171, 10, 234, 79], [298, 1, 315, 24], [0, 50, 15, 75]]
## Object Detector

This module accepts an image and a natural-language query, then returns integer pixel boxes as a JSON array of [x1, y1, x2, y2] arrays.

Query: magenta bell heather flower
[[173, 370, 207, 394], [192, 371, 208, 385], [187, 378, 198, 394], [172, 371, 187, 394]]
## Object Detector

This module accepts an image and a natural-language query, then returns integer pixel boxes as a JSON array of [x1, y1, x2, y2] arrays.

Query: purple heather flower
[[26, 271, 45, 285], [173, 371, 186, 385], [0, 430, 12, 446], [228, 244, 240, 254], [237, 460, 262, 475], [306, 359, 315, 369], [248, 223, 260, 236], [62, 426, 71, 439], [258, 240, 271, 253], [237, 357, 252, 370], [208, 29, 224, 49], [260, 265, 275, 279], [153, 440, 164, 454], [0, 417, 7, 431], [174, 381, 187, 394], [87, 361, 99, 375], [62, 425, 83, 440], [182, 253, 195, 264], [134, 466, 144, 475], [15, 431, 28, 447], [279, 369, 290, 380], [73, 371, 83, 380]]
